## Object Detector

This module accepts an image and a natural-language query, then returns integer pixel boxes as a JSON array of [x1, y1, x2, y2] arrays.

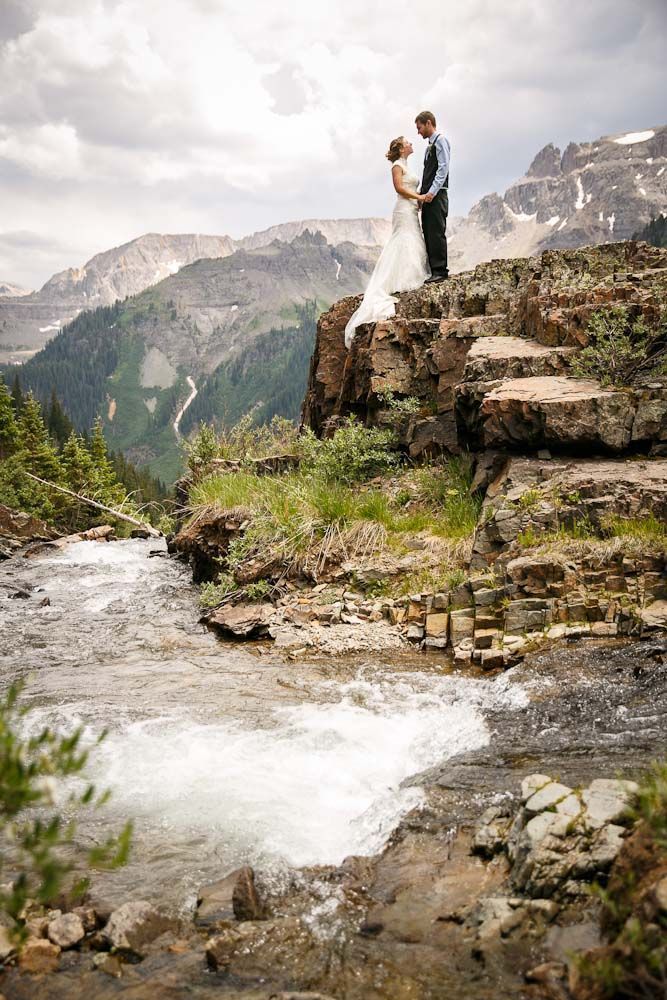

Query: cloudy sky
[[1, 0, 666, 289]]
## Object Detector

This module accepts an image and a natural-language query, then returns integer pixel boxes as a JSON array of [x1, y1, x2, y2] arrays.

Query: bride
[[345, 136, 430, 348]]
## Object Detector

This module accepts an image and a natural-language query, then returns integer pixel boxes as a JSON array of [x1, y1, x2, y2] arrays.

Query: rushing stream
[[0, 538, 529, 911]]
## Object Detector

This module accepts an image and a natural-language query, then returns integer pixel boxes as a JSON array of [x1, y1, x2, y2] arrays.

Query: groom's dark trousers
[[421, 189, 448, 278]]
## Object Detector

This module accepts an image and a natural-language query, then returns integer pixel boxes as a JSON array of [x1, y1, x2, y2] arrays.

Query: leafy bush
[[375, 387, 422, 415], [570, 307, 667, 387], [299, 417, 399, 484], [199, 574, 238, 608], [0, 682, 131, 932], [184, 422, 219, 477]]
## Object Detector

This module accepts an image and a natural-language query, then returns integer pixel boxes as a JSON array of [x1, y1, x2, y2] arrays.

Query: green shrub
[[199, 574, 238, 607], [375, 387, 421, 415], [0, 683, 131, 933], [569, 307, 667, 387], [299, 417, 399, 484], [184, 422, 219, 476]]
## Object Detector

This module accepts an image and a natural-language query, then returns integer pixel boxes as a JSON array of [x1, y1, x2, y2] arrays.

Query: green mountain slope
[[7, 233, 376, 482]]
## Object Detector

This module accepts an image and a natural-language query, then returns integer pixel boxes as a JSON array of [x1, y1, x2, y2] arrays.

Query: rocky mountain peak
[[526, 143, 562, 178], [469, 194, 514, 238], [450, 124, 667, 273]]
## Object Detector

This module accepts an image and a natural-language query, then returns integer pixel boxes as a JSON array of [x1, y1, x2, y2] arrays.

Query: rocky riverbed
[[1, 535, 667, 998]]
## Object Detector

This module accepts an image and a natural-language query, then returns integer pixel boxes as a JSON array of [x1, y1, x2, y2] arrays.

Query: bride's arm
[[392, 165, 425, 201]]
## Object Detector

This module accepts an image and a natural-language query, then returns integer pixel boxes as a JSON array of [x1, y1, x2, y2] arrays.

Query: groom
[[415, 110, 450, 283]]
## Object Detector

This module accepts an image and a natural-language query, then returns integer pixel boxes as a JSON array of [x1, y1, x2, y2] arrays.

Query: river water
[[0, 538, 531, 912]]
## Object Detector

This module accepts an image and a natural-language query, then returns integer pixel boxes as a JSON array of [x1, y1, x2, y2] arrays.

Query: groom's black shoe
[[424, 271, 449, 284]]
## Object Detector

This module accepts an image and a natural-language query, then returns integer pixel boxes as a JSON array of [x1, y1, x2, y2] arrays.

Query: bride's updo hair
[[385, 137, 405, 163]]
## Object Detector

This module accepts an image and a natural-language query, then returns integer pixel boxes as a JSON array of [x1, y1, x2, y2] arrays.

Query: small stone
[[0, 925, 15, 962], [423, 637, 448, 650], [19, 937, 61, 973], [525, 961, 566, 984], [231, 866, 264, 922], [93, 952, 124, 977], [25, 916, 48, 939], [474, 628, 500, 650], [48, 911, 85, 949], [555, 793, 583, 818], [425, 612, 449, 638], [481, 649, 504, 670], [525, 781, 573, 814], [590, 621, 618, 637], [72, 906, 98, 933], [406, 624, 425, 641], [651, 875, 667, 914], [523, 811, 561, 846], [520, 774, 552, 803], [206, 925, 250, 971]]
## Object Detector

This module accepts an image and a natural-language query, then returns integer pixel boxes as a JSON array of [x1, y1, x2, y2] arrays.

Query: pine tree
[[18, 394, 62, 483], [10, 372, 23, 414], [60, 432, 98, 530], [47, 388, 73, 447], [86, 418, 127, 509], [0, 377, 20, 461]]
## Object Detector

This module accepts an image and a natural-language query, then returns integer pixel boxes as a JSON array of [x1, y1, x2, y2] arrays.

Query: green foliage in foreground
[[0, 682, 131, 933], [569, 306, 667, 387], [575, 761, 667, 1000]]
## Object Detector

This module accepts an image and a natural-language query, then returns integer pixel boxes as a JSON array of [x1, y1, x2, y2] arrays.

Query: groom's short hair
[[415, 111, 436, 126]]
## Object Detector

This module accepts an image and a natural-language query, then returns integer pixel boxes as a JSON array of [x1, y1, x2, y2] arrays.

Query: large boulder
[[102, 901, 176, 958], [205, 604, 273, 639]]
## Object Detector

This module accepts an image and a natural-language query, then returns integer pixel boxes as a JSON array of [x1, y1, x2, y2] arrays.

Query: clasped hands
[[417, 192, 434, 206]]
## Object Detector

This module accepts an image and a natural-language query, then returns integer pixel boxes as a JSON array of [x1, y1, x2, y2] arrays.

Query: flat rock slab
[[206, 604, 273, 639], [464, 337, 575, 381], [481, 376, 636, 450]]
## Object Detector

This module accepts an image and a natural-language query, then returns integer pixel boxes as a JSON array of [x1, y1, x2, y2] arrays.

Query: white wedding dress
[[345, 157, 430, 348]]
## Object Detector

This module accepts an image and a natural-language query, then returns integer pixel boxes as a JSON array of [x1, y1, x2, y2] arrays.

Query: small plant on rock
[[570, 306, 667, 388], [375, 387, 422, 415]]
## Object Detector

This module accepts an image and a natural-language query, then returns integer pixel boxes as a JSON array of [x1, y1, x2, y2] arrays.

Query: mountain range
[[449, 124, 667, 271], [0, 220, 390, 362]]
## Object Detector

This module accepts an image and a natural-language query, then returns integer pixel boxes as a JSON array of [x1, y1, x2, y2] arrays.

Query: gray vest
[[422, 137, 449, 193]]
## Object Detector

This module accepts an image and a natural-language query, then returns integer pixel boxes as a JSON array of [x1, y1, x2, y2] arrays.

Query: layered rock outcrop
[[300, 240, 667, 662], [302, 240, 667, 459]]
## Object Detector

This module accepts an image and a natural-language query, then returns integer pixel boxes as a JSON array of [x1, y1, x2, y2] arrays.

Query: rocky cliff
[[303, 239, 667, 458], [450, 124, 667, 272]]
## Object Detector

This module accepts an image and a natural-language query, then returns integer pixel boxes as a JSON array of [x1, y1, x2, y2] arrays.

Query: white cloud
[[0, 122, 82, 178], [0, 0, 665, 286]]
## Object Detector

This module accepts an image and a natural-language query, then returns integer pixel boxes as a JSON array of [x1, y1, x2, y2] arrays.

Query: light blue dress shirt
[[427, 133, 451, 196]]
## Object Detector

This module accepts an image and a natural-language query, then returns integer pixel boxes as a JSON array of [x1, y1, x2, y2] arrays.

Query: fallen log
[[24, 473, 161, 538]]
